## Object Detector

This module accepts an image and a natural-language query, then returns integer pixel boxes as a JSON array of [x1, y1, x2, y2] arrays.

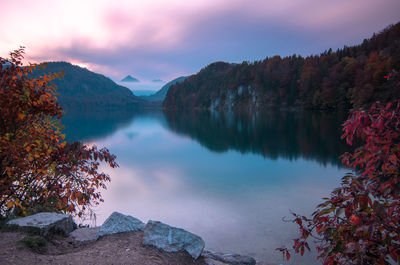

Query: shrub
[[278, 100, 400, 264], [0, 48, 118, 218]]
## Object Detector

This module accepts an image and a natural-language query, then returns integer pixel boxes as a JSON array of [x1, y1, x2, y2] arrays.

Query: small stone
[[7, 212, 76, 236], [203, 250, 256, 265], [204, 257, 228, 265], [142, 220, 205, 259], [97, 212, 145, 238], [69, 227, 100, 242]]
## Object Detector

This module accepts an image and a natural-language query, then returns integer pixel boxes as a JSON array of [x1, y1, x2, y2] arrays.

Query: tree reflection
[[164, 109, 351, 167]]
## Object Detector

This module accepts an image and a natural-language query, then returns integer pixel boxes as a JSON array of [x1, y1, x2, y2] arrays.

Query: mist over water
[[62, 109, 351, 265], [115, 81, 165, 96]]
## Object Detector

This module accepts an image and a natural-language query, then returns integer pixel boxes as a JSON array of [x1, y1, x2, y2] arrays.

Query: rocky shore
[[4, 212, 259, 265]]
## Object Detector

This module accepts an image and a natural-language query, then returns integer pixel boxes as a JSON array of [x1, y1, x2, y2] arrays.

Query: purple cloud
[[1, 0, 399, 81]]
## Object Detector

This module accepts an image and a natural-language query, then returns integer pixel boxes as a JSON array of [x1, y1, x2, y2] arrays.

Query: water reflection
[[62, 108, 350, 167], [62, 108, 352, 265], [164, 110, 350, 166], [61, 107, 163, 142]]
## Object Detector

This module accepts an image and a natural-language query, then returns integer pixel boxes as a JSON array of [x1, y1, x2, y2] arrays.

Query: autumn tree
[[278, 100, 400, 264], [0, 48, 117, 218], [163, 22, 400, 111]]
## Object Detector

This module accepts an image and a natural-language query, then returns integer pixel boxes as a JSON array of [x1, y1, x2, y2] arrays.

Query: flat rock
[[203, 250, 256, 265], [204, 257, 228, 265], [142, 220, 205, 259], [7, 212, 76, 236], [69, 227, 100, 242], [97, 212, 145, 238]]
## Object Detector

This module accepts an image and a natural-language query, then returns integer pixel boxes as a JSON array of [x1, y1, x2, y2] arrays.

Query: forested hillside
[[164, 22, 400, 110], [32, 62, 151, 109]]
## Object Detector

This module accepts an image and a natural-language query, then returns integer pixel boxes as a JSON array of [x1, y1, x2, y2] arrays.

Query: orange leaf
[[6, 201, 14, 208], [6, 167, 11, 177], [17, 113, 25, 120]]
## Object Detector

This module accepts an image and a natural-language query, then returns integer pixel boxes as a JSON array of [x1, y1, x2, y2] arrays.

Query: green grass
[[19, 235, 47, 253]]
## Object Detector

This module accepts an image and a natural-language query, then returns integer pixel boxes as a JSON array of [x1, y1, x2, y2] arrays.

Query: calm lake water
[[62, 108, 351, 265]]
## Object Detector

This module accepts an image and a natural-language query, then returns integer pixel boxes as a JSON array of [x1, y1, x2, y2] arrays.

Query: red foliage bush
[[0, 48, 117, 217], [278, 100, 400, 264]]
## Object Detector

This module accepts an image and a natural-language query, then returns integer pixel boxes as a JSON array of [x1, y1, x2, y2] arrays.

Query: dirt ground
[[0, 230, 208, 265]]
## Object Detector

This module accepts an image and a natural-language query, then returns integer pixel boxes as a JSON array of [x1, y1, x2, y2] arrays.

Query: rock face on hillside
[[142, 220, 205, 259], [97, 212, 145, 238], [7, 212, 76, 236]]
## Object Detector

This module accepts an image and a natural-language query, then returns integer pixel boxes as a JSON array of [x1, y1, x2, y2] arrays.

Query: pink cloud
[[1, 0, 398, 80]]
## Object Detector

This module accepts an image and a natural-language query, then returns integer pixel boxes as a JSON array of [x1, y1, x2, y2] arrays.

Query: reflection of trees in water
[[62, 106, 351, 167], [61, 107, 162, 142], [164, 109, 352, 167]]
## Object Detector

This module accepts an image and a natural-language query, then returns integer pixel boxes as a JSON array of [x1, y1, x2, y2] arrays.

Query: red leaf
[[286, 251, 291, 260]]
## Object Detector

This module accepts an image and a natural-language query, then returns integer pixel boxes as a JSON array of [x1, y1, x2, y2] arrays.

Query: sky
[[1, 0, 400, 83]]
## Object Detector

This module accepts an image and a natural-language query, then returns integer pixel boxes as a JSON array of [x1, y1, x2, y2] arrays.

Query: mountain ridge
[[164, 22, 400, 111], [32, 62, 156, 110]]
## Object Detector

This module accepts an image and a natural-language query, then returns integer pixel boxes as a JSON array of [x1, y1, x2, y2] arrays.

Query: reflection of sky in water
[[81, 114, 348, 265]]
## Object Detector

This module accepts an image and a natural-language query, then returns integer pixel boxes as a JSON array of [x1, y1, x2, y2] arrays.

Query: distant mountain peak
[[152, 79, 164, 83], [31, 62, 152, 109], [121, 75, 140, 82]]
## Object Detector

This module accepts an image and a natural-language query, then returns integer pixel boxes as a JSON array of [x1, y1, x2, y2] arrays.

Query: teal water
[[62, 109, 351, 265]]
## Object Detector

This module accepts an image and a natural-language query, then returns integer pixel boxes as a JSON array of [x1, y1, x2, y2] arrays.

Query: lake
[[62, 108, 351, 265]]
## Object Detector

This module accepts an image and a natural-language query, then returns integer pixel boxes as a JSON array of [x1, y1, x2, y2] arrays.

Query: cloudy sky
[[1, 0, 399, 82]]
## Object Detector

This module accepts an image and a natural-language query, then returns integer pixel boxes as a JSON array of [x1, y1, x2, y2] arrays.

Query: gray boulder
[[203, 251, 256, 265], [97, 212, 145, 238], [7, 212, 76, 236], [69, 227, 100, 242], [204, 257, 228, 265], [142, 220, 205, 259]]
